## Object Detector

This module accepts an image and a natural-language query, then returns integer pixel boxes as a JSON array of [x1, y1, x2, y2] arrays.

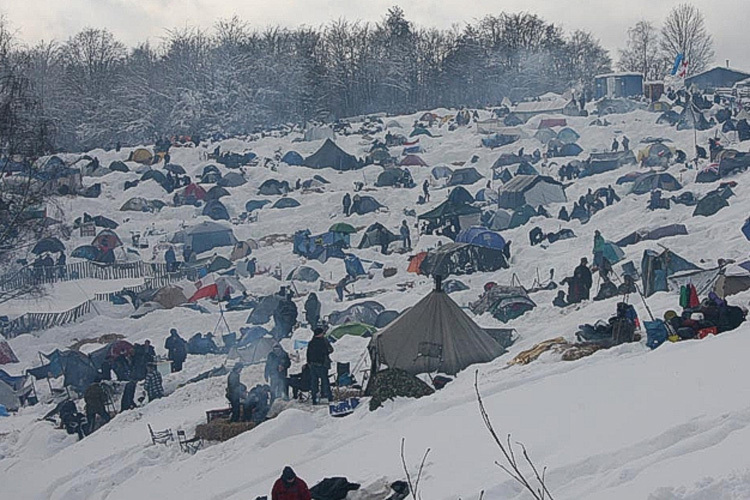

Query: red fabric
[[688, 284, 700, 308], [698, 327, 718, 339], [538, 118, 567, 129], [189, 283, 217, 302], [407, 252, 427, 274], [271, 478, 311, 500]]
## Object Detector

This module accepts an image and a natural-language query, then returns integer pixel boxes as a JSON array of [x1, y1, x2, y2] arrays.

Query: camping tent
[[693, 191, 729, 217], [202, 200, 230, 221], [556, 127, 580, 145], [631, 172, 682, 195], [431, 166, 453, 179], [641, 248, 701, 296], [376, 168, 414, 188], [230, 337, 278, 365], [351, 195, 383, 215], [419, 242, 508, 277], [153, 286, 188, 309], [369, 286, 505, 375], [177, 183, 207, 205], [329, 301, 385, 326], [272, 197, 301, 209], [557, 143, 584, 157], [448, 168, 483, 186], [447, 186, 474, 205], [497, 175, 566, 209], [218, 172, 247, 188], [470, 285, 537, 323], [358, 223, 398, 249], [176, 221, 237, 254], [580, 150, 637, 177], [303, 139, 359, 171], [534, 128, 557, 145], [205, 185, 230, 202], [282, 151, 304, 166], [637, 143, 674, 167], [287, 266, 321, 282], [400, 155, 428, 167], [328, 323, 377, 341], [258, 179, 291, 196], [245, 199, 271, 212], [92, 229, 122, 252], [131, 148, 153, 165], [121, 197, 164, 212], [0, 341, 19, 365], [456, 227, 506, 251], [616, 224, 688, 247], [32, 237, 65, 254]]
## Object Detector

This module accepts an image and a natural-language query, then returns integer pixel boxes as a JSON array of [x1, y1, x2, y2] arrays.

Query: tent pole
[[39, 351, 53, 393], [634, 283, 656, 322]]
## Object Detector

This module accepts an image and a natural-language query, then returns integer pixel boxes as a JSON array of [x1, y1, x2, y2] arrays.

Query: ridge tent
[[400, 155, 428, 167], [641, 248, 701, 297], [246, 296, 282, 325], [351, 195, 384, 215], [153, 285, 188, 309], [615, 224, 688, 247], [514, 162, 539, 176], [497, 175, 566, 210], [272, 197, 301, 209], [418, 200, 482, 234], [493, 153, 526, 168], [369, 286, 505, 376], [358, 223, 398, 250], [303, 139, 359, 171], [281, 151, 304, 166], [470, 285, 536, 323], [447, 186, 474, 205], [677, 107, 712, 131], [419, 242, 508, 277], [176, 221, 237, 254], [202, 200, 230, 221], [631, 172, 682, 195], [448, 167, 483, 186]]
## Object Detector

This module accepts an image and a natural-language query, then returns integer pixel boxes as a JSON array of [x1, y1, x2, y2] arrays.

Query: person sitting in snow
[[272, 466, 311, 500]]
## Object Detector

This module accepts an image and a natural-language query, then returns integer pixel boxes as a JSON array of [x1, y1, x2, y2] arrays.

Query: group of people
[[558, 186, 620, 224]]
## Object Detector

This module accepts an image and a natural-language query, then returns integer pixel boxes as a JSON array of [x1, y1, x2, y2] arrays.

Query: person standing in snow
[[84, 379, 110, 434], [622, 136, 630, 151], [143, 363, 164, 401], [306, 327, 333, 405], [226, 363, 246, 423], [611, 137, 620, 152], [265, 345, 291, 401], [593, 230, 605, 269], [422, 179, 430, 202], [304, 292, 321, 329], [165, 328, 187, 372], [574, 257, 593, 301], [400, 220, 411, 250], [272, 466, 311, 500], [342, 193, 351, 217]]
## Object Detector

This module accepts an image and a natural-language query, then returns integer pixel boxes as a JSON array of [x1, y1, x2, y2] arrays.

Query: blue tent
[[272, 197, 301, 209], [237, 326, 270, 347], [344, 254, 366, 278], [448, 186, 474, 204], [631, 172, 682, 195], [641, 249, 700, 297], [742, 219, 750, 241], [282, 151, 304, 166], [72, 245, 101, 261], [456, 227, 506, 250], [245, 199, 271, 212], [203, 200, 230, 220], [474, 188, 498, 204], [558, 143, 584, 157], [180, 222, 237, 254]]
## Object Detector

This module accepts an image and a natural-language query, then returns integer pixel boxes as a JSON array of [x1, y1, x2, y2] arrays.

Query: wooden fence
[[1, 300, 94, 339]]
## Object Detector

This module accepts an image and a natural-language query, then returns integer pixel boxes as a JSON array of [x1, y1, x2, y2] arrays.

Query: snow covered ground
[[2, 105, 750, 499]]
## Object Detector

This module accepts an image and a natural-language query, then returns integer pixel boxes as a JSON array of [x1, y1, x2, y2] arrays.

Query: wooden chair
[[177, 429, 203, 454], [147, 424, 173, 445]]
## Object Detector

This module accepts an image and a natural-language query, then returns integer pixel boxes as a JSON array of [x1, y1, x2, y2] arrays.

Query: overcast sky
[[1, 0, 749, 70]]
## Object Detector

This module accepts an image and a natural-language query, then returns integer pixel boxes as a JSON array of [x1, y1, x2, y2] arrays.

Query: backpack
[[645, 320, 668, 349]]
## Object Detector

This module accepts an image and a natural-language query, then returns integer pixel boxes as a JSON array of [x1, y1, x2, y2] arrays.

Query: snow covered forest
[[1, 7, 613, 152]]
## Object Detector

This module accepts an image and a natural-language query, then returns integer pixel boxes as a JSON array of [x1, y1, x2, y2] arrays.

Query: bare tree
[[475, 372, 554, 500], [619, 20, 665, 81], [660, 3, 714, 76], [399, 438, 430, 500]]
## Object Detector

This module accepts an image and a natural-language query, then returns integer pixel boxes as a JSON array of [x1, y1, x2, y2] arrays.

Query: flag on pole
[[678, 59, 689, 78], [671, 53, 684, 75]]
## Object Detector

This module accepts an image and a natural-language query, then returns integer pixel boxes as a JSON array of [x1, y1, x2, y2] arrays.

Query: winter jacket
[[306, 335, 333, 366], [265, 350, 291, 381], [271, 478, 312, 500], [227, 371, 244, 401], [84, 383, 107, 414], [144, 370, 164, 400], [304, 295, 321, 326], [165, 333, 187, 362]]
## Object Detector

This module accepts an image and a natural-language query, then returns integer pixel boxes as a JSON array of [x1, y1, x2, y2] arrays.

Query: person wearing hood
[[272, 466, 311, 500], [265, 345, 291, 401], [165, 328, 187, 372], [304, 293, 321, 329], [227, 363, 246, 423]]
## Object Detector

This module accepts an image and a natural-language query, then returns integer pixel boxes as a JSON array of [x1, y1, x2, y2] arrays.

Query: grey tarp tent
[[369, 286, 505, 375], [303, 139, 360, 171], [174, 221, 237, 254], [419, 242, 509, 277], [497, 175, 566, 209]]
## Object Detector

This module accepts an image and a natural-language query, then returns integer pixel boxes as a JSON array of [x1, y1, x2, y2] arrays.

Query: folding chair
[[177, 429, 203, 454], [147, 424, 174, 445]]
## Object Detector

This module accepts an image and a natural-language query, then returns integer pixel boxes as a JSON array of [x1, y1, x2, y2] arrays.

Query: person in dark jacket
[[553, 290, 568, 308], [165, 247, 177, 272], [121, 380, 137, 412], [112, 353, 132, 381], [84, 380, 110, 434], [244, 384, 272, 423], [342, 193, 352, 217], [287, 364, 311, 400], [227, 363, 246, 422], [143, 339, 156, 364], [143, 364, 164, 401], [306, 327, 333, 405], [165, 329, 187, 372], [422, 179, 430, 202], [273, 295, 298, 339], [573, 258, 593, 301], [131, 343, 148, 381], [59, 399, 87, 440], [304, 293, 321, 329], [272, 466, 311, 500], [265, 345, 291, 401], [558, 206, 570, 221], [399, 220, 411, 250]]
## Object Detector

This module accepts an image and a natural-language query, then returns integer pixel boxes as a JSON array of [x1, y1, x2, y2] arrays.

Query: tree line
[[1, 7, 611, 153]]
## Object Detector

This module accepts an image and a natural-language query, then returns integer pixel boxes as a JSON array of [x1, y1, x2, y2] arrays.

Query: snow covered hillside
[[2, 104, 750, 500]]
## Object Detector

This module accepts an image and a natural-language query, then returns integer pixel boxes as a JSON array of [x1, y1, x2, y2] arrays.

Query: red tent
[[183, 183, 207, 201], [407, 252, 427, 274], [107, 340, 134, 360], [400, 155, 428, 167], [538, 118, 567, 129], [0, 341, 19, 365]]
